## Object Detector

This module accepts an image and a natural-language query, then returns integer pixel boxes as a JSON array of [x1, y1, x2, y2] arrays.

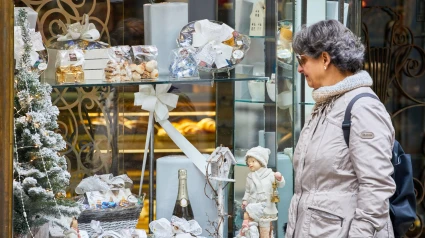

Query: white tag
[[215, 44, 233, 68], [68, 53, 78, 62], [37, 62, 47, 70], [215, 56, 229, 69], [221, 44, 233, 60]]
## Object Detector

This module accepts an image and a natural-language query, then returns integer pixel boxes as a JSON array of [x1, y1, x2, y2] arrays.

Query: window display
[[10, 1, 296, 237]]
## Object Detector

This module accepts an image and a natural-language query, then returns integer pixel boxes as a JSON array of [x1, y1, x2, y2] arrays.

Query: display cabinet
[[12, 0, 298, 237]]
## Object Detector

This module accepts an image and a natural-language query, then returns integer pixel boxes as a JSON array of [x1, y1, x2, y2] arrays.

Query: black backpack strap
[[342, 93, 380, 147]]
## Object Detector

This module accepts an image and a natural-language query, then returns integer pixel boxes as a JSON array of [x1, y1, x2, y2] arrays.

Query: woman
[[286, 20, 396, 238]]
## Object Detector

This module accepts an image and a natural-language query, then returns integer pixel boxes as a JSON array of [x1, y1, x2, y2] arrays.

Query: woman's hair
[[293, 19, 365, 73]]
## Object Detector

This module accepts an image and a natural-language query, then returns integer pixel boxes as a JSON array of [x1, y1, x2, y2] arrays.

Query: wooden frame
[[0, 0, 14, 236]]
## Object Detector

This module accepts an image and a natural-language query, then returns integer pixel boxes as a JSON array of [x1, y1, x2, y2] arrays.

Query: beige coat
[[286, 86, 396, 238]]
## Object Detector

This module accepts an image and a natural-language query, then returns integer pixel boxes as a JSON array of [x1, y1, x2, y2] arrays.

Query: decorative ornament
[[177, 19, 251, 73], [205, 146, 237, 237], [57, 14, 100, 42], [134, 84, 208, 198], [249, 0, 266, 36], [271, 179, 280, 203]]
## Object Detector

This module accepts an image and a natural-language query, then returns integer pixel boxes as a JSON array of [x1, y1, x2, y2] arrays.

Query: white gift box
[[144, 3, 188, 74], [14, 7, 38, 29], [42, 48, 110, 85]]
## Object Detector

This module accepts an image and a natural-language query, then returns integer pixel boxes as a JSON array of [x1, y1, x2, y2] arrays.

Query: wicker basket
[[78, 203, 143, 237]]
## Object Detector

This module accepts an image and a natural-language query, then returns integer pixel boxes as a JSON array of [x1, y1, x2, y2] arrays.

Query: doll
[[237, 211, 260, 238], [240, 146, 285, 238]]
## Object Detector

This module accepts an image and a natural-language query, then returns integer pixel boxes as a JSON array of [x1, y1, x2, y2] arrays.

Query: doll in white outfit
[[240, 146, 285, 238]]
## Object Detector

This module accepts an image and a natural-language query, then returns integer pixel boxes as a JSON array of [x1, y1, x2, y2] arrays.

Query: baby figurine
[[237, 211, 260, 238], [64, 217, 89, 238], [241, 146, 285, 238]]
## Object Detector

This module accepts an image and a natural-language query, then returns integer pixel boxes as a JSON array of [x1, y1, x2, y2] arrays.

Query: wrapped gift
[[177, 19, 251, 73], [55, 50, 85, 84], [74, 174, 144, 237], [104, 46, 132, 82], [42, 14, 110, 84]]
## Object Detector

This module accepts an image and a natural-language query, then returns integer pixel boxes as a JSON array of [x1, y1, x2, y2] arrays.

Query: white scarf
[[311, 70, 373, 118], [249, 167, 273, 200]]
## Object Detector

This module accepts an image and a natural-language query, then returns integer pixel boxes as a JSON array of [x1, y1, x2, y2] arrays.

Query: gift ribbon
[[134, 84, 207, 197], [57, 14, 100, 42], [192, 19, 234, 69]]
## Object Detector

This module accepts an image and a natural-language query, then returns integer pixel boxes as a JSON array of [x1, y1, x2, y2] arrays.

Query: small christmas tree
[[13, 9, 80, 235]]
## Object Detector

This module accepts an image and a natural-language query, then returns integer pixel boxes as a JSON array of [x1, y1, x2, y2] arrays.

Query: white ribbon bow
[[134, 84, 207, 198], [192, 19, 234, 69], [134, 84, 179, 122], [149, 216, 204, 238], [57, 14, 100, 42]]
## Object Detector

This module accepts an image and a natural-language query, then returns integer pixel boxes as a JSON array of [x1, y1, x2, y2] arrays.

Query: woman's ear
[[322, 52, 331, 68]]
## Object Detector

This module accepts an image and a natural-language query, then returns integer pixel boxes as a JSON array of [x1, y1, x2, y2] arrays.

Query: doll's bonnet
[[245, 146, 270, 167]]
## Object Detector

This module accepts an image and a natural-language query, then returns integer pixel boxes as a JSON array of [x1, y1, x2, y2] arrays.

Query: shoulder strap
[[342, 93, 379, 147]]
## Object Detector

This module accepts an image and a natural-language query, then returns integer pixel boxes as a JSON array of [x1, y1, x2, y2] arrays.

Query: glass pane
[[362, 2, 425, 235], [13, 0, 288, 236], [276, 0, 295, 237]]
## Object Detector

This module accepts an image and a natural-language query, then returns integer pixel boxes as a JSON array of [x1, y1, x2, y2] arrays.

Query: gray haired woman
[[286, 20, 396, 237]]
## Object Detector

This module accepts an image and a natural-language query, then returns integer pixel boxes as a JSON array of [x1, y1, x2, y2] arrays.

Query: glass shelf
[[299, 102, 315, 105], [235, 100, 276, 107], [44, 74, 269, 88], [249, 35, 275, 39]]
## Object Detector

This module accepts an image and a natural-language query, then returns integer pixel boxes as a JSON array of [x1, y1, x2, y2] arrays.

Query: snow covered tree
[[13, 9, 80, 236]]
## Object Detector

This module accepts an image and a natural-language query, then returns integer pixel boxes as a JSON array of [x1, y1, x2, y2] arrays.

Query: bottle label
[[180, 198, 188, 207]]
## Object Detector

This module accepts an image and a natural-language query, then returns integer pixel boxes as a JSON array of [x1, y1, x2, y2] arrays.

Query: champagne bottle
[[172, 169, 194, 220]]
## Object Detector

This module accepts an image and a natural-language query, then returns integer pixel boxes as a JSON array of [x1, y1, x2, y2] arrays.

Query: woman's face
[[296, 54, 326, 89], [246, 157, 262, 172]]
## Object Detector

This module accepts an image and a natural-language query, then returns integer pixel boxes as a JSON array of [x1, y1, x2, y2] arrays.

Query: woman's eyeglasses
[[296, 54, 306, 66]]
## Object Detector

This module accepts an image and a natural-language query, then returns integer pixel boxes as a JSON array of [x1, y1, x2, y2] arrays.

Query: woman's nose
[[297, 64, 303, 73]]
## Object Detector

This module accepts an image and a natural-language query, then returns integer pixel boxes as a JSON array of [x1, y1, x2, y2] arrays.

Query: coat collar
[[312, 70, 373, 104], [310, 70, 373, 118]]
